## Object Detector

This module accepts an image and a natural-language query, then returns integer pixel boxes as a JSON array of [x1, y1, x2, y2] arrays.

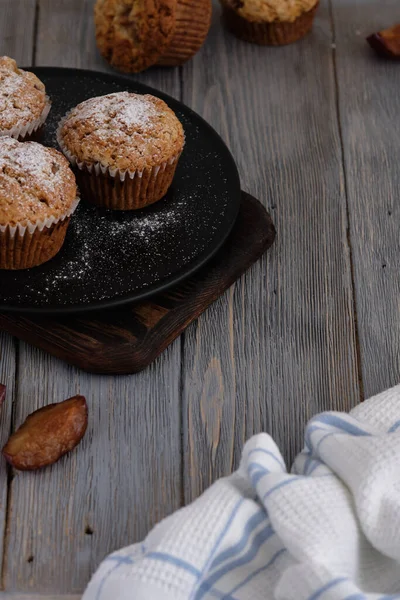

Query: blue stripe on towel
[[305, 415, 371, 450], [308, 577, 348, 600], [247, 448, 286, 470], [194, 524, 275, 599], [147, 552, 201, 578], [201, 498, 244, 569], [388, 420, 400, 433], [262, 473, 334, 502], [316, 415, 370, 437], [307, 459, 325, 476], [262, 477, 300, 501], [314, 432, 338, 455], [222, 547, 286, 598], [106, 555, 135, 566], [96, 563, 122, 600], [96, 555, 136, 600], [188, 499, 245, 600], [315, 415, 370, 436], [303, 456, 326, 475], [210, 511, 267, 571], [247, 462, 269, 476], [303, 455, 313, 474], [248, 462, 270, 486], [305, 424, 331, 450]]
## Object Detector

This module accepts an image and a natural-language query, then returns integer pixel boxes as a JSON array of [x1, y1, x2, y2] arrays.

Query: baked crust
[[94, 0, 177, 73], [0, 57, 48, 132], [0, 137, 77, 227], [58, 92, 185, 172], [220, 0, 318, 23]]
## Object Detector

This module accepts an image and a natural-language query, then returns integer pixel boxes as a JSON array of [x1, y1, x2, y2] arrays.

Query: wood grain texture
[[0, 195, 275, 375], [2, 0, 182, 594], [36, 0, 101, 69], [0, 336, 16, 587], [0, 0, 37, 589], [36, 0, 181, 97], [0, 0, 380, 595], [3, 349, 182, 593], [0, 0, 37, 65], [332, 0, 400, 398], [181, 0, 361, 502]]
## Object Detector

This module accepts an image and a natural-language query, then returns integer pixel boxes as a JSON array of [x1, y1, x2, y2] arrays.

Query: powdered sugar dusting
[[0, 137, 58, 182], [0, 154, 230, 307], [0, 58, 46, 129], [68, 92, 158, 134], [0, 71, 30, 119], [116, 96, 158, 129], [0, 71, 238, 311], [59, 90, 185, 172], [0, 137, 76, 224]]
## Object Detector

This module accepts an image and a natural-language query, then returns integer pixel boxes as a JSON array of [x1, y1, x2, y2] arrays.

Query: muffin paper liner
[[0, 197, 80, 239], [0, 97, 51, 141], [57, 117, 184, 210], [221, 3, 319, 46], [0, 195, 79, 270], [157, 0, 212, 66]]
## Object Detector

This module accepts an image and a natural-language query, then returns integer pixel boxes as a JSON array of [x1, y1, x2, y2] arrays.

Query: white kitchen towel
[[83, 385, 400, 600]]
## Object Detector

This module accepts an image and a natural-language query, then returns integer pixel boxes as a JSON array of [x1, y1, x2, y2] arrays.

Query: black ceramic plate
[[0, 68, 241, 315]]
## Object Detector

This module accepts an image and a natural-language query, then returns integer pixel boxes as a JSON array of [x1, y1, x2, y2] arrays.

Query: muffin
[[0, 137, 78, 270], [219, 0, 319, 46], [57, 92, 185, 211], [94, 0, 212, 72], [0, 57, 51, 141], [157, 0, 212, 67]]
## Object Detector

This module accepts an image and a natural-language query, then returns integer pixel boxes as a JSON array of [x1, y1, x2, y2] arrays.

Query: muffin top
[[0, 56, 48, 132], [221, 0, 318, 22], [94, 0, 177, 73], [58, 92, 185, 172], [0, 137, 77, 227]]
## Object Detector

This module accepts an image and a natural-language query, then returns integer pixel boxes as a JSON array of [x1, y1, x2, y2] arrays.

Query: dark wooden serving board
[[0, 192, 275, 375]]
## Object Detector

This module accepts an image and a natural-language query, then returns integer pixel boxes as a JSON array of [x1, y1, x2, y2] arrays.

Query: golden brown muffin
[[0, 56, 51, 141], [94, 0, 211, 72], [94, 0, 176, 72], [220, 0, 319, 45], [57, 91, 185, 210], [0, 137, 78, 270], [156, 0, 212, 66]]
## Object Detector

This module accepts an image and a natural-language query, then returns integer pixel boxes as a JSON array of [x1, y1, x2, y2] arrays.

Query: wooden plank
[[332, 0, 400, 398], [0, 335, 16, 586], [4, 348, 182, 593], [35, 0, 101, 69], [181, 0, 361, 502], [0, 0, 37, 590], [35, 0, 181, 97], [0, 0, 37, 65], [0, 194, 275, 375], [3, 1, 182, 594]]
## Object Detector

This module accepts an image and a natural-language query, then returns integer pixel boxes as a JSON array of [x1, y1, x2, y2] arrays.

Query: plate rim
[[0, 66, 241, 316]]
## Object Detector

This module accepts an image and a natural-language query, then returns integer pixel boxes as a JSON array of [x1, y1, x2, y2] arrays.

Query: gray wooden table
[[0, 0, 399, 596]]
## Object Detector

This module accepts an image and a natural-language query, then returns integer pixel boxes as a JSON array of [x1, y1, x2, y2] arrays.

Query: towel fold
[[83, 385, 400, 600]]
